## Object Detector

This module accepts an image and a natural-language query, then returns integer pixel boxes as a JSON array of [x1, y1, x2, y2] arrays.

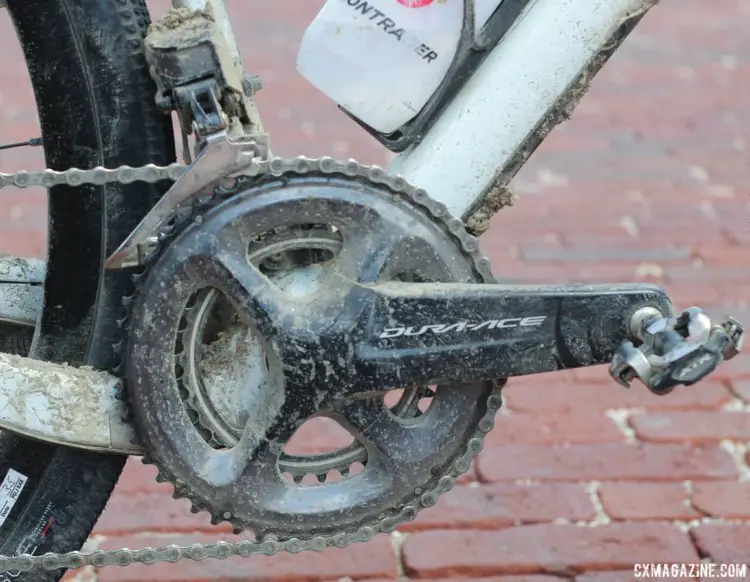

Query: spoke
[[0, 137, 43, 151]]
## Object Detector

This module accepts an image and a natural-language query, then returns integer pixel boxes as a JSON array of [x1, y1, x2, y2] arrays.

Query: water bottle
[[297, 0, 508, 136]]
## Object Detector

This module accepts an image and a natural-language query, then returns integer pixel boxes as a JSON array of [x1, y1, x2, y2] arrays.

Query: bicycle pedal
[[609, 306, 745, 395]]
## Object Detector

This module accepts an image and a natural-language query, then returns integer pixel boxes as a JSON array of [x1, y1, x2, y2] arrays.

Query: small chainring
[[125, 158, 502, 541]]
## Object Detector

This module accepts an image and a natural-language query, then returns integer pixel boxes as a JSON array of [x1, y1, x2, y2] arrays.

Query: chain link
[[0, 157, 503, 573]]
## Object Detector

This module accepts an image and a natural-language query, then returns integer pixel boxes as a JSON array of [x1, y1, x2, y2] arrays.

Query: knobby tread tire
[[0, 324, 33, 356], [3, 1, 175, 580]]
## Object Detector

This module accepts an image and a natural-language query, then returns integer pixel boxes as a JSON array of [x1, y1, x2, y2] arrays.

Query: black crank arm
[[347, 282, 674, 393]]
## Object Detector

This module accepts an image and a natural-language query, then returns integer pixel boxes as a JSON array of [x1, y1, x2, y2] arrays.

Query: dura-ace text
[[379, 316, 548, 339]]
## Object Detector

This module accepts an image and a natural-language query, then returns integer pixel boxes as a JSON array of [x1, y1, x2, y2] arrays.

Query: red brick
[[629, 411, 750, 444], [664, 264, 750, 284], [114, 458, 172, 494], [730, 380, 750, 402], [104, 464, 471, 535], [517, 243, 693, 264], [476, 443, 737, 483], [401, 523, 699, 578], [62, 570, 96, 582], [502, 376, 731, 413], [692, 482, 750, 519], [697, 246, 750, 265], [486, 412, 625, 445], [714, 353, 750, 381], [96, 533, 397, 582], [720, 288, 750, 312], [0, 228, 46, 259], [691, 525, 750, 565], [598, 482, 698, 521], [94, 491, 230, 536], [666, 284, 723, 309], [398, 483, 595, 532]]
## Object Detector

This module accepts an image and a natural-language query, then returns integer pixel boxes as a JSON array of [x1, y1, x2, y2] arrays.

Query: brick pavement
[[1, 0, 750, 580]]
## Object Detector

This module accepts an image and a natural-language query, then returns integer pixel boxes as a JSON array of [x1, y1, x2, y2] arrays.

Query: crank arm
[[105, 133, 261, 270], [0, 353, 141, 455], [344, 282, 674, 392], [341, 282, 744, 396]]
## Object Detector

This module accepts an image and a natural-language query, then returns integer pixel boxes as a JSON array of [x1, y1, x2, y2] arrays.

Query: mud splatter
[[0, 353, 119, 447], [149, 4, 215, 35], [0, 254, 45, 282], [465, 185, 517, 236], [200, 324, 285, 446]]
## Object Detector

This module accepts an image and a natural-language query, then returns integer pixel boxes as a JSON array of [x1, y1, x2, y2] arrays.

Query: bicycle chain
[[0, 156, 504, 573], [0, 164, 186, 189]]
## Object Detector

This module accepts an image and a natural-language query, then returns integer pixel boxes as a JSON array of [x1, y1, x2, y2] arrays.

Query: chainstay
[[0, 156, 503, 573]]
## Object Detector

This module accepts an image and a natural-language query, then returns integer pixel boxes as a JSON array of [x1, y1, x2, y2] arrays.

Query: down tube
[[388, 0, 657, 222]]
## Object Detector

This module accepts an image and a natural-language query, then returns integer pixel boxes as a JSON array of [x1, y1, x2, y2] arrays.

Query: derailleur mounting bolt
[[242, 74, 263, 96]]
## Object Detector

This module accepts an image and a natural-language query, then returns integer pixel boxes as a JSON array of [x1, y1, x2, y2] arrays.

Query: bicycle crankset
[[121, 139, 744, 541], [125, 156, 503, 539], [0, 144, 744, 571]]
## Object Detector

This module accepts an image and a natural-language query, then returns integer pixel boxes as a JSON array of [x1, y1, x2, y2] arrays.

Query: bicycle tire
[[2, 1, 174, 579], [0, 324, 33, 357]]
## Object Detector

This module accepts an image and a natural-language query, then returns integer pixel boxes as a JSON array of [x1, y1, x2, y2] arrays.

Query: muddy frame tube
[[388, 0, 657, 224]]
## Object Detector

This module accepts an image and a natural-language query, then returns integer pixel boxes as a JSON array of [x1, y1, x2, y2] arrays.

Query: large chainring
[[125, 157, 503, 542]]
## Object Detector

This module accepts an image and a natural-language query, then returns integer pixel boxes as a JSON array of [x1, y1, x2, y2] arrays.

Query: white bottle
[[296, 0, 506, 135]]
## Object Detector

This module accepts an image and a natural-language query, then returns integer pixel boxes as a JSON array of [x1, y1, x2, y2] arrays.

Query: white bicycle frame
[[178, 0, 656, 220], [0, 0, 658, 453]]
